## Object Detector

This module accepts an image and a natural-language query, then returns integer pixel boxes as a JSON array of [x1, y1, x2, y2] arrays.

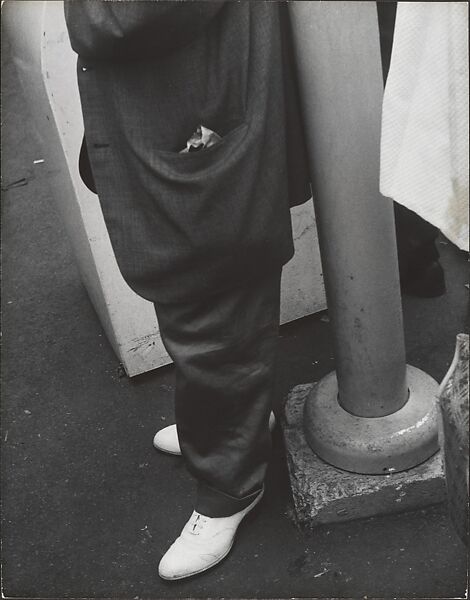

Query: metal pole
[[288, 1, 439, 474]]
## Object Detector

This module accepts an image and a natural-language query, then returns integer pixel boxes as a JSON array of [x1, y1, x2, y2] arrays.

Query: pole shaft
[[289, 1, 408, 417]]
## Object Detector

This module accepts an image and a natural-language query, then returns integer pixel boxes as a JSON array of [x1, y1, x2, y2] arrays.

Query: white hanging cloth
[[380, 2, 469, 252]]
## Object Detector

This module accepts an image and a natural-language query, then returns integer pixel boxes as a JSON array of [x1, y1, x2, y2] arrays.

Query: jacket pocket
[[129, 119, 265, 261], [149, 122, 249, 182]]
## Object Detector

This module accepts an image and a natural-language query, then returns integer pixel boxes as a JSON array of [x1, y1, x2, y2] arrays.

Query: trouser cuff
[[196, 482, 263, 518]]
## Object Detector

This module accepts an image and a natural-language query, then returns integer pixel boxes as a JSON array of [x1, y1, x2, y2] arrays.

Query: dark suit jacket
[[65, 1, 310, 303]]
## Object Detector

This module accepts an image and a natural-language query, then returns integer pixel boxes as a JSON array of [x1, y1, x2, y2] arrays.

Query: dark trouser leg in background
[[394, 204, 445, 296], [154, 269, 282, 518], [377, 1, 445, 297]]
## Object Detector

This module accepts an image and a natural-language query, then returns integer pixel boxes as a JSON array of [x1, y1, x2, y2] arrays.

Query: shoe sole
[[158, 487, 265, 581], [153, 442, 182, 456]]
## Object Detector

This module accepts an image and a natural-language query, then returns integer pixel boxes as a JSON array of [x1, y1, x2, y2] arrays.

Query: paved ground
[[2, 31, 468, 600]]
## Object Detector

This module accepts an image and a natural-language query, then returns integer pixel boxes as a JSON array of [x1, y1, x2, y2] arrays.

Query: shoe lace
[[189, 513, 208, 535]]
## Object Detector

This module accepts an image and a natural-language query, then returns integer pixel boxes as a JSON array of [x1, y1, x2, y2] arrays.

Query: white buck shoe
[[158, 487, 264, 580], [152, 423, 184, 455], [153, 412, 276, 455]]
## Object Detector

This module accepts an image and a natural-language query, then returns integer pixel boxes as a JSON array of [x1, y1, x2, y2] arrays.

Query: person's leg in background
[[154, 268, 282, 578], [377, 1, 446, 297], [393, 204, 446, 297]]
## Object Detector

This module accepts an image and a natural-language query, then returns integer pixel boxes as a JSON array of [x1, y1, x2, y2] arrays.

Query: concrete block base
[[282, 383, 447, 528]]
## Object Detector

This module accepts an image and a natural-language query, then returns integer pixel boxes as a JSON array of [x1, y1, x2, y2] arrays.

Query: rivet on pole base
[[304, 365, 440, 475]]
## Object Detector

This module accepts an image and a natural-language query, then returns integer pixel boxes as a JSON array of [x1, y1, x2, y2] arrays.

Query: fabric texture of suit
[[155, 268, 282, 517], [65, 1, 310, 304], [65, 1, 310, 516]]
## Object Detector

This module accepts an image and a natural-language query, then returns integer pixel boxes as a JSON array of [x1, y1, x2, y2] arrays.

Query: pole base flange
[[304, 365, 440, 474]]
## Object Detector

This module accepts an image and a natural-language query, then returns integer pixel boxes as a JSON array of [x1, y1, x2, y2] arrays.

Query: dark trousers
[[154, 269, 282, 517]]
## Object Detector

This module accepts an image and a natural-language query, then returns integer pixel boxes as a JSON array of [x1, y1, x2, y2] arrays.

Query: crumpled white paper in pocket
[[180, 125, 222, 153]]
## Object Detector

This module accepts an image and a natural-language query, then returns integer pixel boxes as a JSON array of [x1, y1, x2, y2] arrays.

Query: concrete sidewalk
[[1, 34, 468, 599]]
